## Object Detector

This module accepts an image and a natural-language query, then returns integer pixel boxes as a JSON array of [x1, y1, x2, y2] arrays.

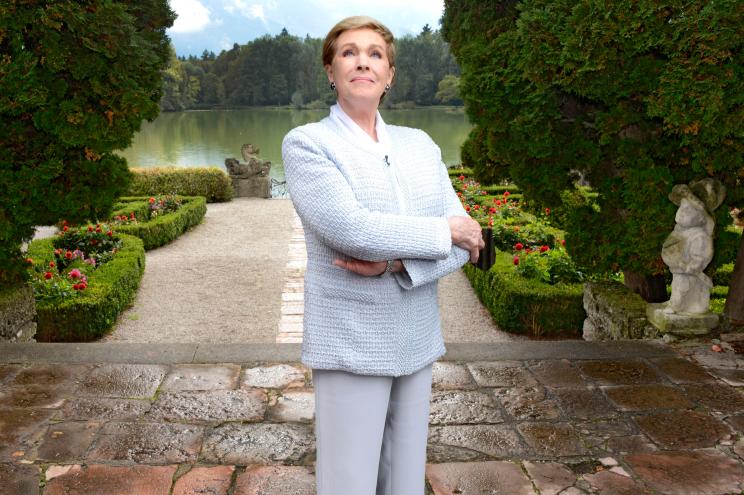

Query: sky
[[167, 0, 446, 57]]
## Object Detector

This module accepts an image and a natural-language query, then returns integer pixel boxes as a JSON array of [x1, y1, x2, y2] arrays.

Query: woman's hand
[[334, 258, 387, 277], [448, 216, 485, 263], [334, 259, 405, 277]]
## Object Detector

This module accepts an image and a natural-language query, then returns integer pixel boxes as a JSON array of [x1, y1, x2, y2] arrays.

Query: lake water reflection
[[117, 107, 472, 181]]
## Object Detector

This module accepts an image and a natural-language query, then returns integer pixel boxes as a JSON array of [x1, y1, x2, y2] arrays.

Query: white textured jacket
[[281, 116, 470, 376]]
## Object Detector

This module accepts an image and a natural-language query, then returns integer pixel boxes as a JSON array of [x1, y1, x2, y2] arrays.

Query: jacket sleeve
[[282, 128, 453, 261], [394, 158, 472, 290]]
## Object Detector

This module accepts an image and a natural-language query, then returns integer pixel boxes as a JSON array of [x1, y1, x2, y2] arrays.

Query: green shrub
[[111, 196, 207, 250], [447, 167, 474, 178], [128, 167, 233, 202], [26, 234, 145, 342], [463, 252, 585, 337], [0, 0, 174, 284]]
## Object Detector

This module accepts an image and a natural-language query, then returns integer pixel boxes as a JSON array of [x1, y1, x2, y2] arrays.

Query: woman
[[282, 15, 484, 495]]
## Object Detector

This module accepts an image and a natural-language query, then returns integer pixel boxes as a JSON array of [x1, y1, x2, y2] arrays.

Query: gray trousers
[[312, 363, 433, 495]]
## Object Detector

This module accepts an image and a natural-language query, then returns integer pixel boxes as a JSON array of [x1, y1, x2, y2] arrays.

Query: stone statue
[[648, 178, 726, 337], [225, 143, 271, 198]]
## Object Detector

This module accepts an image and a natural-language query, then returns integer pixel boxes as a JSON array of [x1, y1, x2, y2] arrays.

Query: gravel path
[[104, 198, 296, 343]]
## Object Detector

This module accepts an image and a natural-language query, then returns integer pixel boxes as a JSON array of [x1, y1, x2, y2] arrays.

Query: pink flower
[[69, 269, 82, 280]]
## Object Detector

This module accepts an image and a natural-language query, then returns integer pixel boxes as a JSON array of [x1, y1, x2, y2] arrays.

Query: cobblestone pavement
[[1, 339, 742, 494]]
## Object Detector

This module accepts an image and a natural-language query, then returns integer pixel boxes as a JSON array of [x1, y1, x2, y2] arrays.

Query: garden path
[[88, 197, 521, 343]]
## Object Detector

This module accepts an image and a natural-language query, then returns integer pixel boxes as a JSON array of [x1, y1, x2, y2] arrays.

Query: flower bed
[[26, 231, 145, 342], [110, 195, 207, 250], [463, 251, 585, 337]]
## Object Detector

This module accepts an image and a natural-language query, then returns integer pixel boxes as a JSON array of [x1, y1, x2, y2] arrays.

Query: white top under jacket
[[281, 112, 470, 376]]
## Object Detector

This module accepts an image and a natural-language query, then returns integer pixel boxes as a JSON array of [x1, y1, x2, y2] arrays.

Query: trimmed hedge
[[463, 251, 585, 337], [111, 196, 207, 250], [26, 234, 145, 342], [128, 167, 233, 202]]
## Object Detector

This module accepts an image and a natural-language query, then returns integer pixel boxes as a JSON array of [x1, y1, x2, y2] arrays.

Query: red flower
[[149, 197, 156, 204], [457, 192, 463, 197], [489, 207, 496, 214], [26, 257, 34, 264], [62, 220, 68, 226], [545, 208, 551, 215], [91, 239, 97, 245], [73, 283, 80, 290], [106, 231, 113, 237], [458, 175, 465, 181], [561, 239, 566, 246], [49, 261, 55, 268], [95, 227, 102, 233], [504, 191, 511, 197], [63, 226, 69, 232], [69, 269, 81, 279], [130, 212, 135, 219], [87, 226, 93, 232], [513, 256, 520, 266], [525, 247, 532, 253], [54, 248, 62, 255], [474, 204, 480, 210], [65, 251, 73, 260], [44, 272, 53, 280], [515, 243, 524, 251], [540, 245, 549, 253], [465, 205, 471, 212], [79, 283, 87, 290], [496, 200, 502, 206]]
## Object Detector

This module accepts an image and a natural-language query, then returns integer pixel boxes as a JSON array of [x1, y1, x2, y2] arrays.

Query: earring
[[384, 83, 391, 93], [330, 82, 336, 91]]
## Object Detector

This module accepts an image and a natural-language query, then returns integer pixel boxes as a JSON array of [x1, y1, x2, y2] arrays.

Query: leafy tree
[[0, 0, 175, 285], [436, 74, 462, 105], [442, 0, 743, 301]]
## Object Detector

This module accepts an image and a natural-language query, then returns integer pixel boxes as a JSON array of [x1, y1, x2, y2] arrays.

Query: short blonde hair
[[322, 16, 396, 70]]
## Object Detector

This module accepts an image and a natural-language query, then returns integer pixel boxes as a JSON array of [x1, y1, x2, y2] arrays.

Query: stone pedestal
[[225, 144, 272, 199], [647, 302, 720, 338], [0, 286, 37, 342], [582, 281, 660, 341]]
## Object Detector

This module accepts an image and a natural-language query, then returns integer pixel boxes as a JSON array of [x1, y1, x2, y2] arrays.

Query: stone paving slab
[[0, 341, 742, 493]]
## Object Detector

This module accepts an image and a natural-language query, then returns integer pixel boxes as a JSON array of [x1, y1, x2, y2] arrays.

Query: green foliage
[[0, 0, 174, 285], [161, 28, 461, 110], [436, 74, 463, 105], [463, 254, 585, 337], [128, 167, 233, 202], [442, 0, 744, 278], [26, 234, 145, 342], [112, 196, 207, 250], [514, 248, 585, 285]]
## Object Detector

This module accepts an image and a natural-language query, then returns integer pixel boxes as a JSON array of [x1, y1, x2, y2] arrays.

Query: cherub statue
[[661, 178, 725, 314]]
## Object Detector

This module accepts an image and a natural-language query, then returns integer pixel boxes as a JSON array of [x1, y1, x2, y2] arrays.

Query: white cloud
[[170, 0, 212, 33], [223, 0, 270, 26]]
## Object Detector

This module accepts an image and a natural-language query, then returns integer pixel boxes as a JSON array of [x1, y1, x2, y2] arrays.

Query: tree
[[0, 0, 175, 284], [436, 75, 462, 105], [442, 0, 743, 301]]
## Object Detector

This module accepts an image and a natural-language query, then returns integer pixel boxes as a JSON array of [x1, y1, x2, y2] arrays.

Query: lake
[[116, 107, 472, 182]]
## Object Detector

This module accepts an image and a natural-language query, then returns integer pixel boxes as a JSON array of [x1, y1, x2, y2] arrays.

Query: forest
[[160, 25, 462, 111]]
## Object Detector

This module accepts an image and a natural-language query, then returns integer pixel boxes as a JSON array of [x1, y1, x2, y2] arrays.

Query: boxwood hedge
[[128, 166, 233, 203], [463, 251, 585, 337], [26, 233, 145, 342], [111, 195, 207, 250]]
